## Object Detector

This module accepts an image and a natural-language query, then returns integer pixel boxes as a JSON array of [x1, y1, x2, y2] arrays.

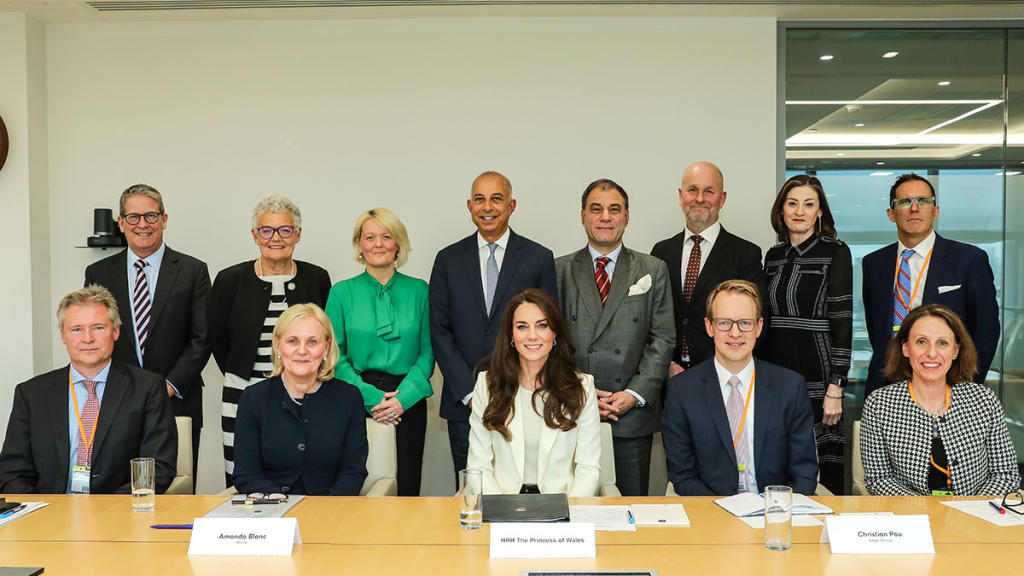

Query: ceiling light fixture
[[855, 123, 865, 127], [820, 55, 834, 61], [938, 81, 951, 86], [996, 171, 1022, 176], [877, 162, 885, 165], [870, 172, 894, 176], [883, 51, 899, 58], [836, 152, 845, 156], [972, 153, 982, 157]]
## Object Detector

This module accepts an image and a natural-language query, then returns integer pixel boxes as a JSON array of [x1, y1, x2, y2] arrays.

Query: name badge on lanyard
[[69, 374, 98, 494], [71, 465, 91, 494]]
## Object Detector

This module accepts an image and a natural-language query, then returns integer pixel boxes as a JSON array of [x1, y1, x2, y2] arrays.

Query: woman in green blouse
[[326, 208, 434, 496]]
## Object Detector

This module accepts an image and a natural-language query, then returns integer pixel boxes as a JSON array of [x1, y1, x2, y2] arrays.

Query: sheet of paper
[[714, 492, 832, 517], [568, 505, 635, 531], [630, 504, 690, 526], [0, 502, 48, 528], [736, 514, 823, 529], [204, 495, 304, 519], [941, 499, 1024, 527]]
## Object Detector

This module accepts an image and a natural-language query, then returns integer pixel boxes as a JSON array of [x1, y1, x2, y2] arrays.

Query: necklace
[[908, 380, 950, 438], [258, 258, 296, 277], [281, 373, 320, 406]]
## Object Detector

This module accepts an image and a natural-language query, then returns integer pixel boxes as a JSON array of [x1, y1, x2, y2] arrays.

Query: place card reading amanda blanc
[[821, 514, 934, 554], [187, 517, 302, 556], [489, 522, 596, 559]]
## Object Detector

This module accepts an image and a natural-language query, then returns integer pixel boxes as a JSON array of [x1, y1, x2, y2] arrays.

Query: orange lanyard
[[892, 247, 934, 314], [732, 368, 756, 450], [69, 373, 99, 462], [909, 380, 952, 487]]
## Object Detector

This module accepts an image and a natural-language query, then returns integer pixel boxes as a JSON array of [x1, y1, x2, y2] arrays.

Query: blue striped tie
[[133, 259, 152, 357], [892, 249, 914, 327]]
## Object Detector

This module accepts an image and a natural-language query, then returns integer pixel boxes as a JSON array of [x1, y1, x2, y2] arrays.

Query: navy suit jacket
[[429, 230, 557, 421], [232, 377, 368, 496], [85, 246, 211, 428], [661, 358, 818, 496], [0, 361, 177, 494], [862, 233, 999, 398]]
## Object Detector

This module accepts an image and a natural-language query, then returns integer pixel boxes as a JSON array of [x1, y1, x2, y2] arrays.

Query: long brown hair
[[883, 303, 978, 386], [769, 174, 837, 243], [482, 289, 585, 442]]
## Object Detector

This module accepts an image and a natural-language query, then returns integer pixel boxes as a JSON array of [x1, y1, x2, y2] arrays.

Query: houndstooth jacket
[[861, 381, 1020, 496]]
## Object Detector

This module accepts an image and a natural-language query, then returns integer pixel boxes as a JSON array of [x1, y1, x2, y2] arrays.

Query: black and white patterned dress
[[763, 235, 853, 494], [861, 381, 1020, 495]]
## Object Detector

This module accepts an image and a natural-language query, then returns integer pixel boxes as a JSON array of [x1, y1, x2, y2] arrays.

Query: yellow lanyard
[[69, 373, 100, 463], [893, 247, 934, 316], [732, 368, 756, 450], [909, 380, 952, 488]]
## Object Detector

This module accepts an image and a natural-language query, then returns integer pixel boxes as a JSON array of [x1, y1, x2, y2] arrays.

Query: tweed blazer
[[861, 381, 1019, 496]]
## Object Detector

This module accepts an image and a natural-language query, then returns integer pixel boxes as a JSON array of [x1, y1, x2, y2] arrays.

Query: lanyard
[[732, 368, 756, 450], [69, 373, 99, 463], [930, 454, 952, 488], [907, 379, 950, 413], [909, 380, 952, 488], [893, 247, 934, 314]]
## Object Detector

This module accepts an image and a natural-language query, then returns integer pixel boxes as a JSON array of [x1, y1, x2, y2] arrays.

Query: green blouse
[[325, 270, 434, 413]]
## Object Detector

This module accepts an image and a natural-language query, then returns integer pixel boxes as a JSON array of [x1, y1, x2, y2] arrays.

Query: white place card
[[489, 522, 596, 558], [822, 514, 934, 554], [187, 517, 302, 556]]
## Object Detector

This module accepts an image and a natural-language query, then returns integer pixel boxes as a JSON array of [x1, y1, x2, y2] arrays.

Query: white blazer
[[467, 371, 601, 496]]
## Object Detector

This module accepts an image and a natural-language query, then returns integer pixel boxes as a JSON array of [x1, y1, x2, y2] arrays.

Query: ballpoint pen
[[150, 524, 194, 529], [627, 510, 635, 524], [0, 504, 27, 519], [989, 501, 1006, 515]]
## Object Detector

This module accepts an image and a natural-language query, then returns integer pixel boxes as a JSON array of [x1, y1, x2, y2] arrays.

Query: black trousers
[[447, 418, 471, 493], [363, 370, 426, 496], [612, 434, 653, 497]]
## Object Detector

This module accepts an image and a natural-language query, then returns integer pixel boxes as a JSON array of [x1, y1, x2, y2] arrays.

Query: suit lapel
[[691, 228, 730, 302], [699, 364, 735, 467], [922, 234, 947, 301], [594, 247, 633, 338], [490, 232, 524, 318], [752, 360, 774, 467], [91, 362, 129, 459], [511, 392, 526, 482], [150, 246, 180, 330], [570, 249, 603, 327], [110, 250, 137, 346], [46, 368, 72, 479], [459, 235, 489, 319], [663, 234, 684, 302], [537, 408, 558, 486]]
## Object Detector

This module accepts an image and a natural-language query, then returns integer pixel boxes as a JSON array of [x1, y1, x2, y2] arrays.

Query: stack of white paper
[[0, 501, 49, 528], [714, 492, 833, 517]]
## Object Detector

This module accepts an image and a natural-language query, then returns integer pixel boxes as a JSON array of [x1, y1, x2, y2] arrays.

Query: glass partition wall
[[784, 27, 1023, 487]]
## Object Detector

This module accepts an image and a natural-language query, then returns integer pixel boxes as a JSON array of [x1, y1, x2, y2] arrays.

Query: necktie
[[892, 249, 914, 327], [485, 243, 499, 314], [76, 380, 99, 466], [680, 235, 703, 359], [726, 375, 749, 489], [594, 257, 611, 305], [133, 259, 152, 357]]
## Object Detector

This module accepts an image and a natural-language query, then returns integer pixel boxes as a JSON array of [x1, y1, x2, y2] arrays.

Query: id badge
[[71, 465, 91, 494], [931, 489, 953, 496], [737, 465, 748, 493], [892, 324, 901, 334]]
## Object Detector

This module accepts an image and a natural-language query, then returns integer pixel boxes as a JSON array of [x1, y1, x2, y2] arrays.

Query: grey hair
[[251, 194, 302, 229], [57, 284, 121, 331], [119, 184, 164, 216]]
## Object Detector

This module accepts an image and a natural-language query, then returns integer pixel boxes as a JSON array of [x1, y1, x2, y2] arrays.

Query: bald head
[[679, 161, 727, 234], [468, 170, 516, 242]]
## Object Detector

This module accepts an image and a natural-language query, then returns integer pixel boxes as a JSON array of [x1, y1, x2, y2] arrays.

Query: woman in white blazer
[[467, 289, 601, 496]]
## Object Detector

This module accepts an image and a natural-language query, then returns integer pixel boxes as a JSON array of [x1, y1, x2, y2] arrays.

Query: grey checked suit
[[555, 245, 675, 495]]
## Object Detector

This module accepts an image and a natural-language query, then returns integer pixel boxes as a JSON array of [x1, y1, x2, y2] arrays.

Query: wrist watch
[[0, 114, 8, 173]]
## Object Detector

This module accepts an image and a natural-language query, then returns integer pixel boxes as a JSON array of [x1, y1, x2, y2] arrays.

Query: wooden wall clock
[[0, 114, 8, 172]]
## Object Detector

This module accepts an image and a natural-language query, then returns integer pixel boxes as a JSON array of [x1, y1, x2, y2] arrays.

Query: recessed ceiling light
[[820, 55, 835, 61], [972, 153, 982, 157], [854, 123, 865, 127], [876, 161, 885, 166], [870, 172, 894, 176], [996, 171, 1022, 176], [836, 152, 845, 157], [938, 81, 951, 86], [807, 128, 819, 133], [883, 51, 899, 58]]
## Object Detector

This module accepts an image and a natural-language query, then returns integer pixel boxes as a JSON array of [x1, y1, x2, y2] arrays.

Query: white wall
[[19, 15, 778, 494]]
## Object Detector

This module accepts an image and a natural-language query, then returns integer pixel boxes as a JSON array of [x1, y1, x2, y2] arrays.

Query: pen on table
[[627, 510, 635, 524], [0, 504, 27, 519], [151, 524, 193, 529], [989, 501, 1006, 515]]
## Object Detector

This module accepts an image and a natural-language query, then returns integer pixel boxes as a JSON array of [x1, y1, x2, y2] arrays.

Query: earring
[[553, 338, 558, 346], [817, 216, 822, 233], [510, 340, 515, 348]]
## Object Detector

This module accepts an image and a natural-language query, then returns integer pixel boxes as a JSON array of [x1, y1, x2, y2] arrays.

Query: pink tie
[[76, 380, 99, 466], [726, 375, 749, 484]]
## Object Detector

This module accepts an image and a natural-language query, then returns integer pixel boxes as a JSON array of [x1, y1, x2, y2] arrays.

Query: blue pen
[[150, 524, 193, 529], [989, 501, 1006, 515], [0, 504, 26, 519], [627, 510, 635, 524]]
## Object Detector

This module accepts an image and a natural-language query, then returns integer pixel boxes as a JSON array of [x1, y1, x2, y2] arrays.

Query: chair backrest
[[597, 422, 617, 491], [361, 418, 397, 496], [164, 416, 193, 495], [852, 420, 867, 495]]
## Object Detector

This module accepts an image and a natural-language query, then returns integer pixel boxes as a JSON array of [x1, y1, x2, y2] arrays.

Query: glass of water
[[459, 469, 482, 530], [131, 457, 156, 512], [764, 485, 792, 550]]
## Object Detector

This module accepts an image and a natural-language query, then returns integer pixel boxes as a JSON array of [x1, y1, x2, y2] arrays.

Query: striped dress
[[762, 235, 853, 495], [221, 274, 293, 482]]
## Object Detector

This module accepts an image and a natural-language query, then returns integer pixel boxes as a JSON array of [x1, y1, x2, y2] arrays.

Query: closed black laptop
[[481, 493, 570, 523]]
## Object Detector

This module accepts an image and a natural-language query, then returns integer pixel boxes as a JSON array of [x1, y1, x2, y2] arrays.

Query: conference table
[[1, 495, 1022, 575]]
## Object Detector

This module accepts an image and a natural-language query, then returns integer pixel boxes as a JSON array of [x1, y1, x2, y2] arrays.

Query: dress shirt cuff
[[166, 380, 183, 399], [461, 392, 472, 406], [625, 389, 645, 408]]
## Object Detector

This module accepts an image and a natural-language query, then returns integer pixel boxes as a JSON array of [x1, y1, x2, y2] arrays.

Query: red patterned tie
[[76, 380, 99, 466], [594, 257, 611, 305], [680, 235, 703, 358]]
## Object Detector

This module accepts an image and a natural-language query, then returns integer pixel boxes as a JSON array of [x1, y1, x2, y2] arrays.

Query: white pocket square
[[628, 274, 652, 296], [937, 285, 962, 294]]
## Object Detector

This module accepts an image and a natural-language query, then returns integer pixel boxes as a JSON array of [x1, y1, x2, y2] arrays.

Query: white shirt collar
[[587, 242, 623, 264], [685, 221, 721, 246], [713, 356, 755, 391], [898, 229, 936, 256], [477, 227, 511, 251]]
